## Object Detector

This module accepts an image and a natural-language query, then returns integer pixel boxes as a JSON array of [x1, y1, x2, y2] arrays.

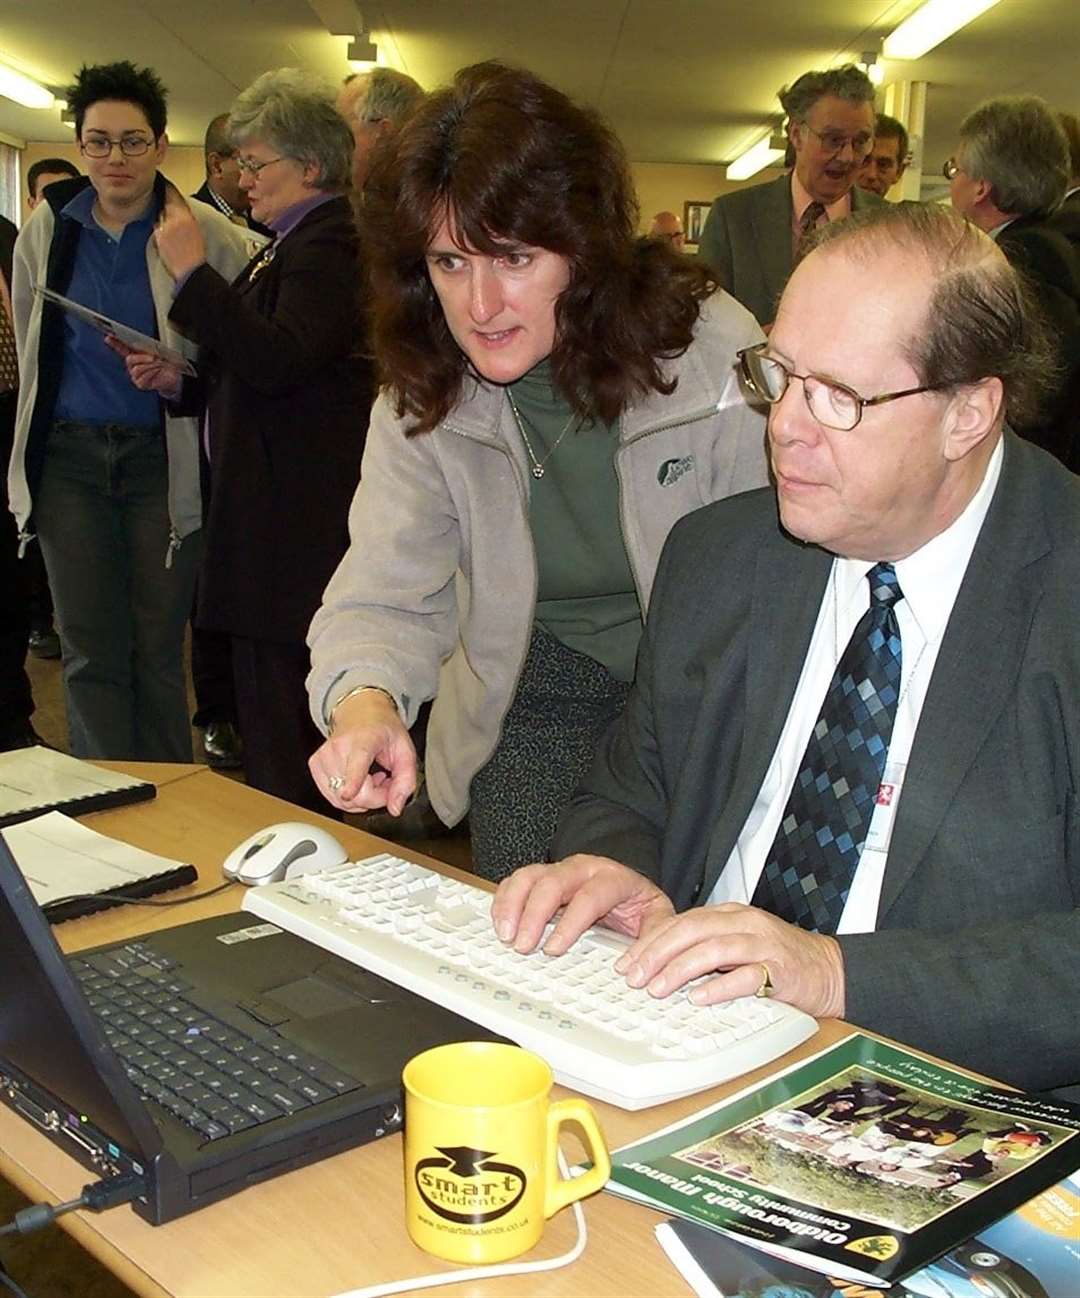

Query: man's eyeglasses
[[80, 135, 154, 158], [737, 345, 943, 432], [236, 156, 287, 176], [943, 157, 960, 180], [802, 123, 873, 158]]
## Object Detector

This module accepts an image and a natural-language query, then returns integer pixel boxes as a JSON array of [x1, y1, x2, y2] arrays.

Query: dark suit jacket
[[190, 181, 273, 240], [169, 195, 374, 644], [1048, 189, 1080, 251], [697, 173, 881, 326], [554, 433, 1080, 1100], [0, 215, 15, 291], [997, 216, 1080, 469]]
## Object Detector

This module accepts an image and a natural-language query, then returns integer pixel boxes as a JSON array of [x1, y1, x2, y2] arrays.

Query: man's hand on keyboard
[[614, 902, 846, 1019], [309, 691, 417, 815], [492, 854, 675, 956]]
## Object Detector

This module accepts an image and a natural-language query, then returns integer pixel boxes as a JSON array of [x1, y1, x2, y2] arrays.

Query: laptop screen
[[0, 831, 161, 1162]]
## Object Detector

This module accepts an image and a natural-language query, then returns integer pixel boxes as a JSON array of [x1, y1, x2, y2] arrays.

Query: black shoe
[[27, 627, 61, 659], [201, 720, 243, 770]]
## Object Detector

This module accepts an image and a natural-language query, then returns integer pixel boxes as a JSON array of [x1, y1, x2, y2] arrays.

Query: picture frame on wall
[[683, 201, 712, 250]]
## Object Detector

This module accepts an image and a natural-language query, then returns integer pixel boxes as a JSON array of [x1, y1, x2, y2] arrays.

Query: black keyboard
[[70, 939, 361, 1143]]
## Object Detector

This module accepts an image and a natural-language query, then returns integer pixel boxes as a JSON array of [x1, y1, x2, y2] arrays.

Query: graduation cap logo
[[414, 1145, 528, 1224]]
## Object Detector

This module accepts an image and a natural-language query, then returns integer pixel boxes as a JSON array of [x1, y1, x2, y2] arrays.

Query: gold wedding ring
[[754, 963, 774, 999], [328, 775, 345, 792]]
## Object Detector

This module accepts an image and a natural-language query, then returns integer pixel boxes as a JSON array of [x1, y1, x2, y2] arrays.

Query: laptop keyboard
[[70, 939, 362, 1142]]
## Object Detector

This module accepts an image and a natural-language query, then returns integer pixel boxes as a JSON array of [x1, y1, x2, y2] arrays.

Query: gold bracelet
[[328, 685, 399, 733]]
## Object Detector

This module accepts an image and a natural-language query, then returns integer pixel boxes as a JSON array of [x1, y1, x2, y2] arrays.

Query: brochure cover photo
[[608, 1034, 1080, 1286]]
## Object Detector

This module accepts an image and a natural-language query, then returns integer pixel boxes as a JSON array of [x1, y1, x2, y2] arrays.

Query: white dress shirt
[[708, 439, 1003, 933]]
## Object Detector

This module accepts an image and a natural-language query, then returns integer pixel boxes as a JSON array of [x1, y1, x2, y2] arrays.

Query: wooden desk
[[0, 766, 849, 1297]]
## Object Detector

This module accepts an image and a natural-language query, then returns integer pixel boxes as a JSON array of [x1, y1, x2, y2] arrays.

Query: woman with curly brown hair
[[307, 61, 767, 879]]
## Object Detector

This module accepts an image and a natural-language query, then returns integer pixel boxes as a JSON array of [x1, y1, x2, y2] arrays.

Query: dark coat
[[0, 214, 15, 289], [553, 433, 1080, 1100], [169, 195, 374, 644], [696, 172, 881, 326], [190, 181, 273, 240], [997, 215, 1080, 469]]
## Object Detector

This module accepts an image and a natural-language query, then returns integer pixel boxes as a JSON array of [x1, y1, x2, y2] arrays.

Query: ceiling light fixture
[[0, 61, 55, 109], [726, 130, 787, 182], [347, 35, 378, 68], [858, 52, 885, 86], [883, 0, 1003, 60]]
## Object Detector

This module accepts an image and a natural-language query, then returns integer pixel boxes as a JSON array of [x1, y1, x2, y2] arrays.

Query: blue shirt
[[54, 186, 162, 427]]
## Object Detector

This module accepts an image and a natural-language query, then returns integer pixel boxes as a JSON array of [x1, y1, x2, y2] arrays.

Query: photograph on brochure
[[606, 1034, 1080, 1287]]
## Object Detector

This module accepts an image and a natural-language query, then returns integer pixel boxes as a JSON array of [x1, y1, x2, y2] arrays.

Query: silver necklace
[[506, 389, 578, 479]]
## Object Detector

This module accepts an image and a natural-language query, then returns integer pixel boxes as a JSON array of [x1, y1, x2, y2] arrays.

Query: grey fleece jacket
[[307, 290, 768, 826]]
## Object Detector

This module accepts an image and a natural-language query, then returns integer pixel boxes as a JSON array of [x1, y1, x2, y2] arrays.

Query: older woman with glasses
[[117, 68, 374, 810], [307, 62, 769, 879]]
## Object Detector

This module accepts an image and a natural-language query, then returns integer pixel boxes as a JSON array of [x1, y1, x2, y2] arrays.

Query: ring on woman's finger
[[754, 963, 774, 999], [328, 775, 345, 792]]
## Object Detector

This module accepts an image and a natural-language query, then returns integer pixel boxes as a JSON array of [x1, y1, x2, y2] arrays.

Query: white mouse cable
[[330, 1152, 590, 1298]]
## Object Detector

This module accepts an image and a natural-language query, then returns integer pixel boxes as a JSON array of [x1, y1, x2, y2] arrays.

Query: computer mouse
[[222, 822, 350, 886]]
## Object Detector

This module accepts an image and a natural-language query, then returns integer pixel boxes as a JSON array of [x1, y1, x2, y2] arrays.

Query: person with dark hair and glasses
[[307, 61, 767, 880], [697, 63, 882, 327], [7, 61, 252, 761], [494, 203, 1080, 1103]]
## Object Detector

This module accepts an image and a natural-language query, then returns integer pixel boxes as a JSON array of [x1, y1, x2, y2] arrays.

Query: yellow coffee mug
[[402, 1041, 611, 1264]]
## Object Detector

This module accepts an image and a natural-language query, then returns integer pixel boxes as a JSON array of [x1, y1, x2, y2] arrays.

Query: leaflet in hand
[[35, 285, 196, 376], [606, 1033, 1080, 1287]]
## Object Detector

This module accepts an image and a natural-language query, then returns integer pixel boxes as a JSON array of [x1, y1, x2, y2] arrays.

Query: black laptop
[[0, 832, 497, 1224]]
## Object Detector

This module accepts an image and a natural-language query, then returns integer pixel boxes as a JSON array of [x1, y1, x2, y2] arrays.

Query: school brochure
[[606, 1033, 1080, 1287], [654, 1171, 1080, 1298], [34, 285, 197, 376]]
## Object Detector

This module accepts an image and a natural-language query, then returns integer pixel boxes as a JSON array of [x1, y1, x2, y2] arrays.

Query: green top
[[507, 360, 642, 682]]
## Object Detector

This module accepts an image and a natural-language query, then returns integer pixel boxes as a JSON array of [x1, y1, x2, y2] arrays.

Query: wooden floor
[[3, 642, 472, 1296]]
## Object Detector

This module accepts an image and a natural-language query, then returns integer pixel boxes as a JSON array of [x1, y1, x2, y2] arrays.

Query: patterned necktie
[[751, 563, 904, 933], [796, 200, 826, 258], [0, 291, 17, 394]]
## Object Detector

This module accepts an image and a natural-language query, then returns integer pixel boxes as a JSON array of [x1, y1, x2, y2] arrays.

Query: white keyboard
[[242, 853, 818, 1109]]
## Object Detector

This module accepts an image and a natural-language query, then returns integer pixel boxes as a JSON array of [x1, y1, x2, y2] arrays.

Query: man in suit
[[337, 67, 424, 192], [1050, 111, 1080, 250], [948, 94, 1080, 469], [649, 210, 685, 250], [187, 112, 273, 772], [191, 113, 271, 241], [697, 64, 880, 327], [493, 202, 1080, 1102], [856, 113, 908, 199]]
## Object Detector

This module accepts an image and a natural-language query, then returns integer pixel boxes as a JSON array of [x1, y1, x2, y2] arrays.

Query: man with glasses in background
[[493, 203, 1080, 1103], [8, 61, 250, 762], [697, 64, 881, 328]]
